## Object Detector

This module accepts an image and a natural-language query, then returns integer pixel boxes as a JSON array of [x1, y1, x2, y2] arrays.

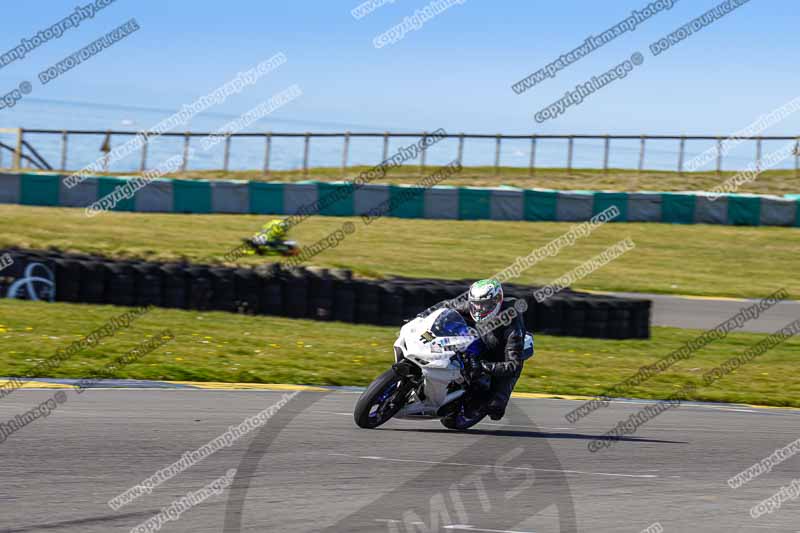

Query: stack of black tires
[[0, 248, 650, 339]]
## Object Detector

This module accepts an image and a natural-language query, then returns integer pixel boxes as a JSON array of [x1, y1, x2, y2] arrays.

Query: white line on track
[[328, 453, 659, 479], [444, 525, 536, 533], [375, 521, 536, 533]]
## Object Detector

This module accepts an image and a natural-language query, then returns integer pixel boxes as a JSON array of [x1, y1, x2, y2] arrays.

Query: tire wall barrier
[[0, 249, 651, 339]]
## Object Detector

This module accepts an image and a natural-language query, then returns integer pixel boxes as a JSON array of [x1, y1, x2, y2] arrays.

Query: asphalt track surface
[[608, 292, 800, 333], [2, 388, 799, 533]]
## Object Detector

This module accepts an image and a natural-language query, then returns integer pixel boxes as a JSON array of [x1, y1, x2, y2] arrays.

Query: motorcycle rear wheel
[[440, 397, 487, 431], [354, 369, 408, 429]]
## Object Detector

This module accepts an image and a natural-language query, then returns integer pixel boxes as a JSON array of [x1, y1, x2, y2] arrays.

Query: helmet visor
[[469, 298, 497, 320]]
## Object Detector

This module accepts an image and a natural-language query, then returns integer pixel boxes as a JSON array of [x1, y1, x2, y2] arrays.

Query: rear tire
[[440, 397, 488, 431], [354, 369, 408, 429]]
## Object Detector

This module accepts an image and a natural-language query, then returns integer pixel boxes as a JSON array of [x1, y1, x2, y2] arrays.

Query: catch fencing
[[1, 128, 799, 176]]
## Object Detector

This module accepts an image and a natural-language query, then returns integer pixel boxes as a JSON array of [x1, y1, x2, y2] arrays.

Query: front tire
[[354, 369, 408, 429]]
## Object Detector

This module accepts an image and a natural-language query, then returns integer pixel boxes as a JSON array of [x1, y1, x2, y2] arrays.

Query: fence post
[[382, 132, 389, 162], [303, 132, 310, 177], [716, 137, 723, 175], [638, 135, 645, 172], [494, 134, 502, 175], [13, 128, 23, 169], [603, 135, 610, 173], [457, 133, 464, 166], [678, 136, 685, 176], [181, 132, 191, 172], [755, 137, 762, 174], [566, 136, 574, 173], [101, 130, 111, 173], [795, 137, 799, 179], [529, 135, 536, 177], [140, 133, 148, 172], [263, 133, 272, 176], [223, 134, 231, 172], [60, 130, 68, 171], [341, 131, 350, 175], [420, 131, 427, 176]]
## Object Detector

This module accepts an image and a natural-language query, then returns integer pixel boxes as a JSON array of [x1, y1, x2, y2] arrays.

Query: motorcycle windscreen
[[429, 309, 485, 355], [430, 309, 471, 337]]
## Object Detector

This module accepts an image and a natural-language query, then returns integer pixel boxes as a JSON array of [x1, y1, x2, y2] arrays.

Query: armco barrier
[[1, 172, 798, 227], [0, 248, 650, 339]]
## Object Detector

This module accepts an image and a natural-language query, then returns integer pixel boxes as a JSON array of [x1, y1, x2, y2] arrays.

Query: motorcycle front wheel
[[354, 368, 409, 429]]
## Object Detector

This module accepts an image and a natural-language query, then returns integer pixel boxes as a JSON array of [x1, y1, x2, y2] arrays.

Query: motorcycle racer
[[242, 219, 300, 257], [418, 279, 530, 420]]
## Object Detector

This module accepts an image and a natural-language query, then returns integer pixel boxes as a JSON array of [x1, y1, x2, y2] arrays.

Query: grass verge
[[2, 300, 799, 408], [0, 204, 796, 299]]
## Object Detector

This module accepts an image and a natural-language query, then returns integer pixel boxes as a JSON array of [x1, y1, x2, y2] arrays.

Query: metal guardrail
[[2, 128, 800, 177]]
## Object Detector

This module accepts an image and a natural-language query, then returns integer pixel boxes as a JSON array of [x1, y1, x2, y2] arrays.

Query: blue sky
[[0, 0, 798, 135]]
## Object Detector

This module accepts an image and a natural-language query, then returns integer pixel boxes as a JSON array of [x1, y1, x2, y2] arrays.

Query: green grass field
[[2, 300, 799, 407], [1, 204, 796, 299], [72, 164, 800, 196]]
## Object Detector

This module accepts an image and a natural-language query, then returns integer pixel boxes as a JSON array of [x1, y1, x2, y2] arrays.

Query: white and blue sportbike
[[354, 308, 533, 431]]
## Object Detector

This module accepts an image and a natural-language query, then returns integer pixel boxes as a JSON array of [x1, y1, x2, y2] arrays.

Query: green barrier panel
[[727, 196, 761, 226], [249, 182, 284, 214], [459, 187, 491, 220], [388, 185, 425, 218], [523, 190, 557, 221], [318, 182, 355, 216], [173, 179, 212, 214], [97, 177, 135, 211], [661, 193, 696, 224], [20, 173, 59, 206], [784, 195, 800, 226], [796, 200, 800, 227], [593, 192, 628, 221]]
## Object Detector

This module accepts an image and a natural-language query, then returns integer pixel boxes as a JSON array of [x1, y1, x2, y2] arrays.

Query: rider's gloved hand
[[480, 361, 496, 375], [462, 357, 484, 382]]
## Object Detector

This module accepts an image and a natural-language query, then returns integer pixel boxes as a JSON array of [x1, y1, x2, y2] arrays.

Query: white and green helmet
[[468, 279, 503, 323]]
